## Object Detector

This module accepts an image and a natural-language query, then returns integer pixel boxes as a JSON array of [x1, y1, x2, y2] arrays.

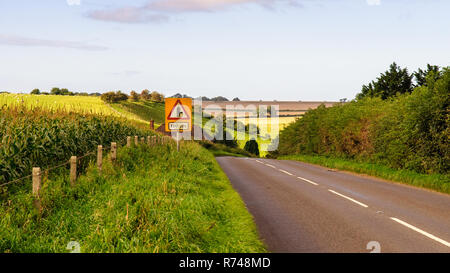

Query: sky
[[0, 0, 449, 101]]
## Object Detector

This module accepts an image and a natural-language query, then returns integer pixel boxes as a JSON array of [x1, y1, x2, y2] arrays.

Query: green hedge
[[277, 68, 449, 174]]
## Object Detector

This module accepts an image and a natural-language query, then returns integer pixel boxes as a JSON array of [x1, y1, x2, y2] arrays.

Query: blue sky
[[0, 0, 449, 101]]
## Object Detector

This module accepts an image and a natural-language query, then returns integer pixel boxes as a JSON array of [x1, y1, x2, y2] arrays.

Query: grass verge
[[110, 101, 165, 125], [279, 154, 450, 194], [0, 142, 266, 253]]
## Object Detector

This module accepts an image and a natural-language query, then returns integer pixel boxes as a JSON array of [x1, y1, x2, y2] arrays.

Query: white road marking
[[328, 189, 369, 208], [241, 158, 450, 249], [390, 217, 450, 248], [279, 169, 294, 176], [297, 176, 319, 186]]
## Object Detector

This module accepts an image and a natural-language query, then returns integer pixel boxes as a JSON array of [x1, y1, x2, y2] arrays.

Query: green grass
[[110, 101, 165, 126], [0, 142, 266, 253], [280, 154, 450, 194]]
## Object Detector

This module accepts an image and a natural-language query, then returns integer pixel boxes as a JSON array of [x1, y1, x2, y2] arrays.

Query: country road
[[216, 157, 450, 253]]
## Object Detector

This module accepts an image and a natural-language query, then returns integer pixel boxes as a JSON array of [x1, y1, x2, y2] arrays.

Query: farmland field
[[0, 94, 302, 157], [0, 104, 153, 184], [0, 94, 148, 124], [0, 94, 118, 116], [201, 101, 336, 157], [202, 100, 338, 117], [234, 116, 298, 157], [0, 96, 266, 253]]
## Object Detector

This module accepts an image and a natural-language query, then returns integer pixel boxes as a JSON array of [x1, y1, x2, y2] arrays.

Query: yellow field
[[235, 116, 298, 131], [233, 116, 299, 157], [0, 94, 147, 123], [0, 94, 121, 115]]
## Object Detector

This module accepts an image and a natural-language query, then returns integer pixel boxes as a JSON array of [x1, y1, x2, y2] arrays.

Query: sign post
[[165, 98, 192, 151], [176, 131, 180, 152]]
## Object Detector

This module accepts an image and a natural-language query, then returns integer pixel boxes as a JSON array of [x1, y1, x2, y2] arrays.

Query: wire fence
[[0, 135, 165, 189]]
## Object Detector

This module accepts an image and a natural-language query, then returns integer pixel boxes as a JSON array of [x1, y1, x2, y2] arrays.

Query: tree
[[101, 92, 115, 103], [130, 90, 139, 101], [414, 64, 442, 87], [357, 62, 413, 100], [232, 97, 240, 101], [30, 89, 40, 95], [211, 96, 229, 101], [140, 89, 150, 100], [50, 87, 62, 95], [170, 93, 183, 98], [115, 91, 129, 101], [244, 139, 260, 156], [159, 93, 165, 102], [60, 88, 73, 96], [150, 91, 164, 102], [100, 91, 129, 103]]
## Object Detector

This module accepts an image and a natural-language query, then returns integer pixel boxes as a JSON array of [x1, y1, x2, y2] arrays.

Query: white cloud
[[366, 0, 381, 6], [0, 34, 108, 51], [87, 0, 303, 23], [144, 0, 298, 12], [88, 7, 169, 23]]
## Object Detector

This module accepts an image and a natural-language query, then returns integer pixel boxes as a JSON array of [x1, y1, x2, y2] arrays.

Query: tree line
[[29, 88, 101, 97], [169, 93, 240, 102], [101, 90, 165, 103], [23, 88, 241, 103], [357, 62, 445, 100], [274, 63, 449, 175]]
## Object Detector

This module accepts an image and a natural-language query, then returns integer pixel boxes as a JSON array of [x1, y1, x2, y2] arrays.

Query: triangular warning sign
[[167, 100, 190, 120]]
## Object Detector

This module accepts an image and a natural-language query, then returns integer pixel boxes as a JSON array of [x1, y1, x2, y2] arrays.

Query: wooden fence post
[[150, 120, 154, 130], [147, 136, 151, 145], [32, 167, 41, 197], [70, 156, 77, 186], [141, 137, 144, 144], [32, 167, 41, 210], [97, 145, 103, 174], [134, 136, 138, 146], [127, 136, 131, 147], [111, 142, 117, 162], [152, 136, 156, 145]]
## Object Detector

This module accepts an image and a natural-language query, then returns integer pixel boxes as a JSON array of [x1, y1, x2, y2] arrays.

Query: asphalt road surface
[[216, 157, 450, 253]]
